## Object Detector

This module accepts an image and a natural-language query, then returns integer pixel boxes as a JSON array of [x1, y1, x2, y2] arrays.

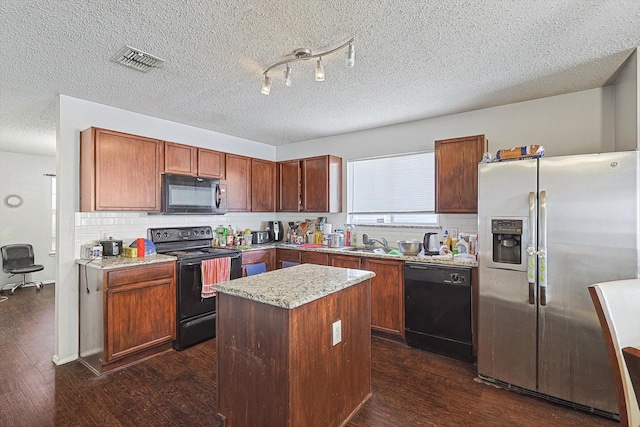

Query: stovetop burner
[[149, 226, 240, 261]]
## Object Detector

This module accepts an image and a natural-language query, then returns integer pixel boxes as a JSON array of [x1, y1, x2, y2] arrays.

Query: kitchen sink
[[340, 247, 394, 255]]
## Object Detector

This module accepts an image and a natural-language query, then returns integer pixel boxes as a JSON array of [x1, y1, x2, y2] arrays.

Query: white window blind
[[348, 152, 435, 215]]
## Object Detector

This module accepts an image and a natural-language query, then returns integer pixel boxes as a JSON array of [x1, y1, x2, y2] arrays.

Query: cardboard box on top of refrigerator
[[495, 145, 545, 161]]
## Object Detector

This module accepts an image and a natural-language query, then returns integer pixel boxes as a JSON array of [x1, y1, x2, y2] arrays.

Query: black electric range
[[149, 226, 242, 350]]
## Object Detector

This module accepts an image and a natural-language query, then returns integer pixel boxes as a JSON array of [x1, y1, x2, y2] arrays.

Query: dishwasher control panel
[[404, 262, 471, 286]]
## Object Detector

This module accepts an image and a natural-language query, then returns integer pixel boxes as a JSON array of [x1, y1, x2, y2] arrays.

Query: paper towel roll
[[324, 223, 332, 234]]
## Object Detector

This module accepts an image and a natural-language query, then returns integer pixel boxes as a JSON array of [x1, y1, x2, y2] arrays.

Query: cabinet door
[[331, 254, 361, 269], [300, 251, 329, 266], [363, 258, 404, 336], [251, 158, 275, 212], [81, 128, 163, 211], [105, 263, 176, 363], [277, 160, 301, 212], [276, 248, 301, 269], [302, 156, 329, 212], [164, 141, 197, 175], [241, 249, 276, 276], [435, 134, 485, 213], [198, 148, 226, 178], [225, 153, 252, 211], [302, 155, 342, 213]]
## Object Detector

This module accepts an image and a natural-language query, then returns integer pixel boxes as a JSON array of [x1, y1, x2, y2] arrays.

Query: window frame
[[347, 151, 438, 226]]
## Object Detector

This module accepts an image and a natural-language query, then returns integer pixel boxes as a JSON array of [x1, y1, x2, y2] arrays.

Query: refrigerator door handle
[[527, 192, 537, 305], [538, 190, 548, 306]]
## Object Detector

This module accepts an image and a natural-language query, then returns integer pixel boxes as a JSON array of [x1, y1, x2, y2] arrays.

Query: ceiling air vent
[[111, 46, 165, 72]]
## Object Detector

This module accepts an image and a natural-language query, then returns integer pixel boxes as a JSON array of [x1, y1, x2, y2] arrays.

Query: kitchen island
[[215, 263, 375, 427]]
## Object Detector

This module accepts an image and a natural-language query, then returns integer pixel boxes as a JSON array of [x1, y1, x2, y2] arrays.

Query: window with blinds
[[347, 152, 438, 225]]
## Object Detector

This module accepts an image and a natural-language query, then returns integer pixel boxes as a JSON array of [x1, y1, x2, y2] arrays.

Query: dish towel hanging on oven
[[201, 257, 231, 299]]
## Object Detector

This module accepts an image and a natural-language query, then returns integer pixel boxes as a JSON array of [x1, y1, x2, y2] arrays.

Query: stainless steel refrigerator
[[477, 151, 639, 416]]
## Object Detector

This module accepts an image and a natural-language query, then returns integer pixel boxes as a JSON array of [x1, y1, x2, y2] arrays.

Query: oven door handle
[[180, 254, 240, 267]]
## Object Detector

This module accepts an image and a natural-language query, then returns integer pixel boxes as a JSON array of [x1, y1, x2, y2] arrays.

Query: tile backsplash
[[74, 211, 275, 258], [74, 211, 478, 257]]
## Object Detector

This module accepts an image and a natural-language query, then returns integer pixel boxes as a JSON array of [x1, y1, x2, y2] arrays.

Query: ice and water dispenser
[[488, 218, 527, 271]]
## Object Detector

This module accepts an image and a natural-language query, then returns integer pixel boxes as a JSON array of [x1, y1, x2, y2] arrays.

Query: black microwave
[[161, 174, 228, 215]]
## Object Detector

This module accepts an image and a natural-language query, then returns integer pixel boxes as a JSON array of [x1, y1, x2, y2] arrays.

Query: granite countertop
[[238, 242, 478, 268], [75, 254, 177, 270], [215, 263, 375, 309]]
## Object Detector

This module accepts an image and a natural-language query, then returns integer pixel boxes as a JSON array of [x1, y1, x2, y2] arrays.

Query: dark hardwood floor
[[0, 285, 617, 426]]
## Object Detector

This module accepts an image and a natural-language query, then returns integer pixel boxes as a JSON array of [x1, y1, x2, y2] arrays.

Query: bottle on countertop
[[345, 225, 352, 246], [443, 230, 451, 250]]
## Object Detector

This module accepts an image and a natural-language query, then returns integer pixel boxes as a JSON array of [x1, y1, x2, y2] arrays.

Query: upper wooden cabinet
[[226, 153, 252, 212], [80, 127, 163, 212], [277, 160, 302, 212], [277, 155, 342, 213], [251, 158, 276, 212], [197, 148, 225, 178], [163, 142, 225, 178], [164, 141, 197, 175], [435, 134, 486, 213]]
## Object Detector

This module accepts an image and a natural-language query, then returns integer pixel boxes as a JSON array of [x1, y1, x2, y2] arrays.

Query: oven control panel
[[149, 226, 213, 243]]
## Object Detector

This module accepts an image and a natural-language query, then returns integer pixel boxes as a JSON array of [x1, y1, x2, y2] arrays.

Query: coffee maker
[[267, 221, 284, 242]]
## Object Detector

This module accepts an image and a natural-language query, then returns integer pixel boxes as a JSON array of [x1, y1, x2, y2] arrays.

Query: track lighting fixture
[[260, 38, 355, 95]]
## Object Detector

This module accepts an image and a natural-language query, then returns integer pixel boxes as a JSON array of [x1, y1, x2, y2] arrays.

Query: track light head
[[315, 57, 325, 82], [284, 64, 293, 87], [260, 75, 271, 95], [346, 42, 355, 68]]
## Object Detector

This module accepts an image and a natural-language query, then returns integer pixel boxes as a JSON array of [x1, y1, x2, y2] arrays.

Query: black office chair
[[1, 244, 44, 294]]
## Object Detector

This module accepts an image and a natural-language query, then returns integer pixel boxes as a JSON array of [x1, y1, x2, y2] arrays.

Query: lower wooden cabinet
[[363, 258, 404, 337], [79, 261, 176, 374], [276, 248, 300, 269], [241, 248, 275, 276], [106, 263, 176, 362], [300, 251, 329, 266], [331, 254, 362, 269]]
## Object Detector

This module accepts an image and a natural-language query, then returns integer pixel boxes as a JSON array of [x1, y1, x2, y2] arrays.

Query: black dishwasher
[[404, 262, 472, 362]]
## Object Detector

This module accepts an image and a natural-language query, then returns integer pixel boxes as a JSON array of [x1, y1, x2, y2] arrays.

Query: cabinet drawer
[[300, 251, 329, 265], [106, 262, 175, 287], [277, 248, 301, 263]]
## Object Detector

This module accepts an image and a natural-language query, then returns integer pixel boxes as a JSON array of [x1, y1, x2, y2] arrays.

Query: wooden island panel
[[216, 271, 372, 426]]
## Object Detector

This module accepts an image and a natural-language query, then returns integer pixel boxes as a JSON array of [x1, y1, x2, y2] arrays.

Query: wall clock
[[3, 194, 24, 208]]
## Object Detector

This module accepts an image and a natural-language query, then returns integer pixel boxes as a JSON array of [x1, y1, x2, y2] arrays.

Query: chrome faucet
[[362, 233, 389, 250]]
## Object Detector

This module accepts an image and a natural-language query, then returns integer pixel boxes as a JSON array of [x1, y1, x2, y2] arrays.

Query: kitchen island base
[[216, 265, 372, 427]]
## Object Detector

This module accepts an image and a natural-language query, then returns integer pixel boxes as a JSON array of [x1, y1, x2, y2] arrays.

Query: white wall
[[614, 49, 639, 151], [276, 87, 616, 242], [55, 95, 276, 364], [0, 151, 56, 286]]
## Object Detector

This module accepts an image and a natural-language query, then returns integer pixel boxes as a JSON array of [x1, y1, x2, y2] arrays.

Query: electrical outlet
[[332, 320, 342, 346]]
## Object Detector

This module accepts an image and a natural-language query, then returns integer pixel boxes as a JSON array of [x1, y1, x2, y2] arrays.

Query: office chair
[[1, 244, 44, 294], [245, 262, 267, 276]]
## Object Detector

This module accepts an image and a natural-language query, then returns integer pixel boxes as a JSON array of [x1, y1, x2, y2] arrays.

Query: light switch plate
[[332, 320, 342, 346]]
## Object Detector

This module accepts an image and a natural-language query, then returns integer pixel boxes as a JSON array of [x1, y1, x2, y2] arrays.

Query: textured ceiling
[[1, 0, 639, 157]]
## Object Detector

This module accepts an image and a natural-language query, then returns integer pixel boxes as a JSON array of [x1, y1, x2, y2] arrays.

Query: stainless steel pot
[[329, 233, 345, 248]]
